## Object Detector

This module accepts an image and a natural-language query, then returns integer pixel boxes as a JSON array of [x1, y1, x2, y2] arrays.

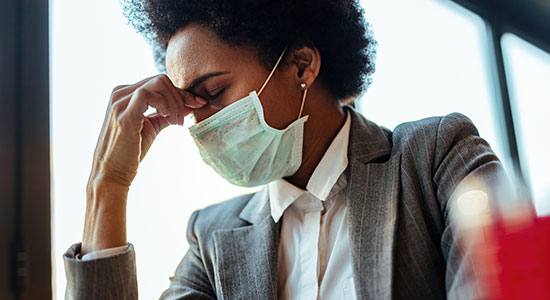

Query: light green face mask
[[188, 48, 309, 187]]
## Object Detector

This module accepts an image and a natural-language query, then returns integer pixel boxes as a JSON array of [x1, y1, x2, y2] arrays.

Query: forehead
[[165, 24, 260, 88]]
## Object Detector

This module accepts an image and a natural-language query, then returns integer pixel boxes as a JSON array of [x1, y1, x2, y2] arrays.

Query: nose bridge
[[191, 47, 288, 125]]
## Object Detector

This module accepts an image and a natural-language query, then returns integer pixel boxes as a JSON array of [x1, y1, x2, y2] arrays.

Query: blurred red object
[[475, 215, 550, 299]]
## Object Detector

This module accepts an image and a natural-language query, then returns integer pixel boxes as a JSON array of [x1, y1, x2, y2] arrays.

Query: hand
[[88, 74, 207, 189], [82, 74, 206, 255]]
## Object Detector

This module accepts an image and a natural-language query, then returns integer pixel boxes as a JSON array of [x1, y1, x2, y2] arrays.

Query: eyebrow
[[184, 71, 229, 92]]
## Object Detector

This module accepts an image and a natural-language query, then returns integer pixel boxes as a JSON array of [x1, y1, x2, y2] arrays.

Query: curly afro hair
[[121, 0, 377, 102]]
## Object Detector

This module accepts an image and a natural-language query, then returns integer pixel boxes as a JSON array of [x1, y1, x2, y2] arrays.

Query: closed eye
[[208, 87, 226, 100]]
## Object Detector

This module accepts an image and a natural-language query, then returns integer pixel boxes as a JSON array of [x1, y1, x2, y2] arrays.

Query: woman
[[64, 0, 505, 299]]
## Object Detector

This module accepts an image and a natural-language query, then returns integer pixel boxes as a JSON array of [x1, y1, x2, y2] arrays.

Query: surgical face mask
[[188, 48, 309, 187]]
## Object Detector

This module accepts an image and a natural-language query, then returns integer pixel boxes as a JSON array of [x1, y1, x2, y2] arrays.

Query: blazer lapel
[[213, 187, 280, 300], [346, 108, 402, 300], [212, 108, 401, 300]]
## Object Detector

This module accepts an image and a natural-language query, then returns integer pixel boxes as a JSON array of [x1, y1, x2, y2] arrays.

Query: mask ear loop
[[258, 47, 287, 96], [258, 47, 308, 121]]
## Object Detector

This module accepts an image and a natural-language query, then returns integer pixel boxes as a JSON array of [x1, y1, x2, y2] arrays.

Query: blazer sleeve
[[159, 209, 217, 300], [432, 113, 508, 300], [63, 242, 138, 300], [63, 210, 215, 300]]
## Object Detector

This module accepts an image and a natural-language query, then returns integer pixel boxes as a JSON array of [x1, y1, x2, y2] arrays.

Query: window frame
[[0, 0, 52, 299]]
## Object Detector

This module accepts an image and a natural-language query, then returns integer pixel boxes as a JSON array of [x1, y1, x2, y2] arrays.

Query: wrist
[[82, 174, 129, 256], [87, 172, 131, 201]]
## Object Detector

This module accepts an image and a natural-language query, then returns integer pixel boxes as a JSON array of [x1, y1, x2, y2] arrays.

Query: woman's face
[[165, 23, 304, 130]]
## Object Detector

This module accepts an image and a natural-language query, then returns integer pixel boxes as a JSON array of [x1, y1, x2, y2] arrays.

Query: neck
[[284, 86, 346, 190]]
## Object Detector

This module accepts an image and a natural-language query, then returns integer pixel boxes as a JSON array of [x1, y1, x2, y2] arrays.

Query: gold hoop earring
[[297, 83, 308, 119]]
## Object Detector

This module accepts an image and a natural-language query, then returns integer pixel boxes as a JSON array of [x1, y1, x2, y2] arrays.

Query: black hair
[[122, 0, 377, 102]]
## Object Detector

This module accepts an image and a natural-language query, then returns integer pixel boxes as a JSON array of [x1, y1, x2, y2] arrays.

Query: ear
[[289, 46, 321, 89]]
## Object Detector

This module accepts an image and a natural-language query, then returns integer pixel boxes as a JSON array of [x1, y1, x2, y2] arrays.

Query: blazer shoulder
[[391, 112, 479, 155]]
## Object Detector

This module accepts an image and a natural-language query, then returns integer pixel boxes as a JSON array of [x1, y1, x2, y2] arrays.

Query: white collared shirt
[[269, 111, 356, 300]]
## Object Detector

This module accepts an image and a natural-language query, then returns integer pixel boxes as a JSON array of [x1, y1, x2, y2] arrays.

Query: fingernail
[[195, 96, 207, 105]]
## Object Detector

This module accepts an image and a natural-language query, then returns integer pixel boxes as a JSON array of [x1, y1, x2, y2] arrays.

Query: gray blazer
[[64, 108, 505, 299]]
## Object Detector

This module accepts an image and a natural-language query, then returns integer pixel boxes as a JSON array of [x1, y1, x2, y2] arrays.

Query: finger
[[150, 75, 180, 125], [123, 88, 172, 128], [136, 78, 180, 125], [179, 90, 208, 109], [110, 75, 158, 102], [182, 106, 193, 117], [157, 75, 185, 126], [145, 112, 172, 133], [140, 114, 171, 161]]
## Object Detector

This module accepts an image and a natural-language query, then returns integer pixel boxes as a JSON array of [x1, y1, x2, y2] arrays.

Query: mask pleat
[[188, 88, 307, 187]]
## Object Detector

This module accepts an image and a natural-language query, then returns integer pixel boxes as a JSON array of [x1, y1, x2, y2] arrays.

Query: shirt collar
[[268, 111, 351, 222]]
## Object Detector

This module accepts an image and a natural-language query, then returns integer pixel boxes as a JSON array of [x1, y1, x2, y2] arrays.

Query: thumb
[[145, 112, 172, 133], [139, 113, 171, 161]]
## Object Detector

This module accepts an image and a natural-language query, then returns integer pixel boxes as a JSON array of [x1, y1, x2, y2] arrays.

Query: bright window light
[[357, 0, 504, 165], [501, 33, 550, 216]]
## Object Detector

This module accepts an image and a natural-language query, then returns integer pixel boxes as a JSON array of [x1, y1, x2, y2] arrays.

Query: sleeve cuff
[[79, 244, 130, 261], [63, 242, 138, 299]]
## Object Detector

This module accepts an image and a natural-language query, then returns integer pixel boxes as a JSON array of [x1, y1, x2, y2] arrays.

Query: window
[[501, 33, 550, 216], [357, 0, 506, 167]]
